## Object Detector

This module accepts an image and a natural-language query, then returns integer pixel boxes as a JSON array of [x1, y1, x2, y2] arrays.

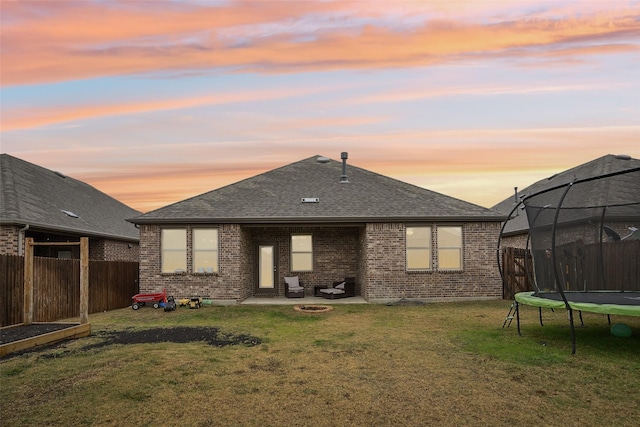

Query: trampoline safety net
[[524, 167, 640, 297]]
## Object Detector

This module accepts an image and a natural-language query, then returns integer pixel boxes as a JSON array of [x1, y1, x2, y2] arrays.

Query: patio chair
[[284, 276, 305, 298], [319, 277, 356, 299]]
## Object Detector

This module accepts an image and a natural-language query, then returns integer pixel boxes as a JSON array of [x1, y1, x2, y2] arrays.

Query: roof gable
[[1, 154, 140, 241], [492, 154, 640, 235], [131, 155, 504, 224]]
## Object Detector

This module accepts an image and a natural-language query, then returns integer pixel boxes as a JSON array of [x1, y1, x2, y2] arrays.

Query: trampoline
[[499, 160, 640, 353]]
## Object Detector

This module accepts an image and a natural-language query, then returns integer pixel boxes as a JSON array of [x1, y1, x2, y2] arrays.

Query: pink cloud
[[43, 125, 636, 212], [2, 2, 638, 86], [1, 85, 332, 131]]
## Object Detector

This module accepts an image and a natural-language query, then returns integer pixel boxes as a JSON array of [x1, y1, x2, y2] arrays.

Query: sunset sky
[[1, 0, 639, 213]]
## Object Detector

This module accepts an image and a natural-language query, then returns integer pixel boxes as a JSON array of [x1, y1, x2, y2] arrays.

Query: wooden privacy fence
[[501, 247, 534, 300], [532, 239, 640, 292], [0, 255, 24, 327], [0, 254, 138, 327], [501, 240, 640, 299]]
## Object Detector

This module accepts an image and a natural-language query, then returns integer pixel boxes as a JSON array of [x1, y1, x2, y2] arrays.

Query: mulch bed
[[1, 323, 75, 344], [1, 325, 261, 358]]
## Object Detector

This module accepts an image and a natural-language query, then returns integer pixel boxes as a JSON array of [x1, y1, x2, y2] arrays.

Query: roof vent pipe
[[340, 152, 349, 183]]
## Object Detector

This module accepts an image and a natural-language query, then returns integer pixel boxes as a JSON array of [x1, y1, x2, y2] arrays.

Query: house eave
[[500, 229, 528, 237], [0, 219, 139, 243], [128, 215, 507, 225]]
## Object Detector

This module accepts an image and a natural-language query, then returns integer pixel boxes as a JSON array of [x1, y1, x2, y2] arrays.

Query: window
[[406, 226, 431, 270], [193, 229, 218, 273], [161, 229, 186, 273], [291, 234, 313, 271], [438, 226, 462, 270]]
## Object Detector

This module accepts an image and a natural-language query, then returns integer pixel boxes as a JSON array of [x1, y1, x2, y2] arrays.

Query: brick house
[[129, 154, 506, 302], [0, 154, 140, 261], [493, 154, 640, 249]]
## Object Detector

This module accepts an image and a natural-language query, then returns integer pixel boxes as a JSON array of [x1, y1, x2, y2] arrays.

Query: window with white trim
[[406, 226, 431, 270], [437, 226, 463, 270], [291, 234, 313, 271], [193, 228, 219, 273], [161, 229, 186, 273]]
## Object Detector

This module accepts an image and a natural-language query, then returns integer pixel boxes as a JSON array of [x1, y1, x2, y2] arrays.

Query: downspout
[[18, 224, 30, 255]]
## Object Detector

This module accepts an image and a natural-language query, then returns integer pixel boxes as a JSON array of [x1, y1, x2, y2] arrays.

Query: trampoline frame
[[498, 166, 640, 353]]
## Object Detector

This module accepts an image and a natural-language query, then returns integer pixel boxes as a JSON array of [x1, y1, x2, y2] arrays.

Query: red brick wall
[[0, 225, 20, 255], [500, 233, 529, 249], [138, 222, 502, 301], [248, 226, 362, 296], [89, 239, 139, 261], [139, 223, 248, 300], [363, 222, 502, 300], [139, 224, 363, 299]]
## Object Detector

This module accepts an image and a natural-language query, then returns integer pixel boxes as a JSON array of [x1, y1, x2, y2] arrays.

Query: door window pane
[[259, 246, 274, 288]]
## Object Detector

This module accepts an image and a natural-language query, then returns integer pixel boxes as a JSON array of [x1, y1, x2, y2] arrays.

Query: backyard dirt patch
[[386, 298, 425, 306], [1, 325, 261, 358], [86, 327, 262, 349]]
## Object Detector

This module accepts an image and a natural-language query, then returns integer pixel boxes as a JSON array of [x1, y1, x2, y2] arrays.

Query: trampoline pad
[[515, 291, 640, 317]]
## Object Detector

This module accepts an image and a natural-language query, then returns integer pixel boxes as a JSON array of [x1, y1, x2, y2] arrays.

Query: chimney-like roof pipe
[[340, 152, 349, 183]]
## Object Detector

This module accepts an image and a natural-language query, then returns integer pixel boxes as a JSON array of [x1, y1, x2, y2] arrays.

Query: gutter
[[18, 224, 29, 255], [1, 220, 139, 243], [128, 214, 508, 225]]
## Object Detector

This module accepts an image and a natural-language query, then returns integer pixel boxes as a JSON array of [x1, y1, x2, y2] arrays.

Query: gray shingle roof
[[1, 154, 140, 241], [130, 155, 504, 224], [492, 154, 640, 235]]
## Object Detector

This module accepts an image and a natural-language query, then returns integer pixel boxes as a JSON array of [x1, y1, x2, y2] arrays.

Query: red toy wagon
[[131, 289, 166, 310]]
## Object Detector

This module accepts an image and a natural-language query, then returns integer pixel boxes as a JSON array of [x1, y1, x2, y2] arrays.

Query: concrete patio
[[241, 295, 368, 305]]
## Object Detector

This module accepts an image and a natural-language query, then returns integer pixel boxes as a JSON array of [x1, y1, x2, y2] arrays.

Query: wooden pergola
[[0, 237, 92, 356], [23, 237, 90, 325]]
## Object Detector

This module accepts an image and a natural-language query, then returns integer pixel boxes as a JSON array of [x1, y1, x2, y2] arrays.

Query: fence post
[[23, 238, 34, 325], [80, 237, 89, 325]]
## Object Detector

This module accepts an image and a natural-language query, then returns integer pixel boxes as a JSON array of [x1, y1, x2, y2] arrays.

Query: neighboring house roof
[[130, 155, 505, 225], [1, 154, 140, 242], [492, 154, 640, 235]]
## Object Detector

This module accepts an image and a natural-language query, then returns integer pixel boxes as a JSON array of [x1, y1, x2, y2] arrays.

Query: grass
[[1, 300, 639, 426]]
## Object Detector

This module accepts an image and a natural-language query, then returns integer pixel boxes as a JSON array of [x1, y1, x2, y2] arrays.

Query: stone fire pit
[[294, 304, 333, 313]]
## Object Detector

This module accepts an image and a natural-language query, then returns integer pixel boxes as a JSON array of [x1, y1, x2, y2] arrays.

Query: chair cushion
[[335, 282, 345, 290], [284, 276, 300, 287], [320, 288, 345, 295]]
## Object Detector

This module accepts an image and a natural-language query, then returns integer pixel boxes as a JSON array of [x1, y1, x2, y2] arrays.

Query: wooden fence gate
[[501, 247, 533, 299], [0, 254, 139, 327]]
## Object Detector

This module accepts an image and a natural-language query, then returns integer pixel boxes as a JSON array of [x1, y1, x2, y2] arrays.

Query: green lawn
[[1, 300, 639, 426]]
